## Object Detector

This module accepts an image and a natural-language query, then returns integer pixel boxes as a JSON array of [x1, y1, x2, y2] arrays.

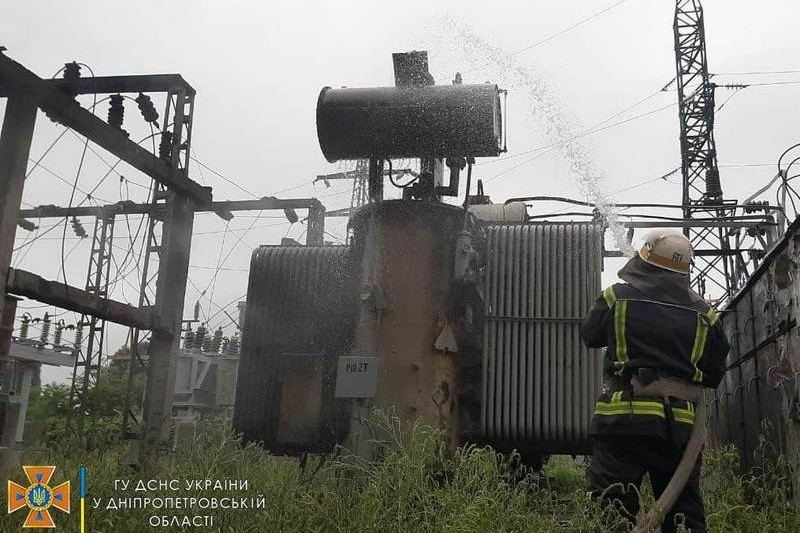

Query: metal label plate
[[334, 356, 378, 398]]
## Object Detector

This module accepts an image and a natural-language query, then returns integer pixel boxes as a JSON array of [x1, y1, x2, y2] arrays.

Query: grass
[[0, 412, 796, 532]]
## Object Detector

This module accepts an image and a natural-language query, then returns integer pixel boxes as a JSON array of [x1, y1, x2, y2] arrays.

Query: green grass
[[0, 412, 796, 532]]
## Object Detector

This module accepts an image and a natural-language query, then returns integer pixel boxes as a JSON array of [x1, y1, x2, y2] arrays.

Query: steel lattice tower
[[67, 214, 114, 443], [674, 0, 736, 299], [349, 159, 369, 211]]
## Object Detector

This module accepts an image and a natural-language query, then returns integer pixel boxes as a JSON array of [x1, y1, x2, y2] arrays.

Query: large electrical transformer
[[232, 51, 604, 462]]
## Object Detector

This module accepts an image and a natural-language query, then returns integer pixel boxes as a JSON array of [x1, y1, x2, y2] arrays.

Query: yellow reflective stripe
[[673, 407, 695, 426], [614, 300, 629, 375], [594, 399, 666, 418], [705, 306, 719, 326], [690, 311, 711, 383], [594, 407, 665, 418], [603, 286, 617, 309], [690, 315, 707, 365], [594, 398, 696, 426]]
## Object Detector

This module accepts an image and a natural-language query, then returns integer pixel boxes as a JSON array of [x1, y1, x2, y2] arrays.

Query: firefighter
[[580, 229, 730, 533]]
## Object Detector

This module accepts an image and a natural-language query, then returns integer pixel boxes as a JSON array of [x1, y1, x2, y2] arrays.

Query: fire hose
[[630, 377, 706, 533]]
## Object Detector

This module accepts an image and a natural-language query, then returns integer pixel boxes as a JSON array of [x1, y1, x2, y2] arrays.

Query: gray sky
[[2, 0, 799, 383]]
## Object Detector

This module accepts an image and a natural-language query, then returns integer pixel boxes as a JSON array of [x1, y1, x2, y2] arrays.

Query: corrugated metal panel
[[232, 245, 359, 453], [481, 223, 603, 453]]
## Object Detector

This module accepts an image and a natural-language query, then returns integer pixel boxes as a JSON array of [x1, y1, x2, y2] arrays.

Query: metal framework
[[122, 181, 167, 443], [350, 160, 369, 212], [674, 0, 738, 299], [16, 193, 328, 441], [68, 214, 115, 441], [0, 51, 211, 463]]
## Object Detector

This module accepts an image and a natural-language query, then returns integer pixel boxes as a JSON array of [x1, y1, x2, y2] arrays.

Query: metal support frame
[[0, 74, 195, 98], [130, 86, 195, 461], [67, 214, 115, 441], [350, 160, 369, 212], [19, 197, 328, 245], [17, 196, 327, 438], [673, 0, 742, 300], [121, 182, 166, 442], [0, 52, 210, 204], [0, 53, 211, 460]]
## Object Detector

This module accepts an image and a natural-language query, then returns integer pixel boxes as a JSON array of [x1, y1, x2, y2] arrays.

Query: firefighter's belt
[[630, 376, 704, 402]]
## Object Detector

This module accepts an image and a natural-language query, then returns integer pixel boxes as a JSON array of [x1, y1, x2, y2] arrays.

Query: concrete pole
[[0, 96, 37, 446], [139, 192, 194, 461]]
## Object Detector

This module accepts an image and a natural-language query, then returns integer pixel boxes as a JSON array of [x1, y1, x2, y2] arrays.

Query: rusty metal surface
[[317, 84, 503, 161], [232, 246, 358, 453], [348, 200, 468, 449], [712, 218, 800, 478], [480, 223, 604, 455]]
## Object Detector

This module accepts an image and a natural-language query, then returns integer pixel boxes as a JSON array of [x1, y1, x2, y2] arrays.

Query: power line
[[189, 153, 323, 200], [507, 0, 630, 56], [59, 128, 91, 291], [67, 129, 151, 191], [188, 265, 248, 272], [205, 293, 248, 331], [25, 95, 111, 180], [27, 158, 111, 203], [444, 0, 631, 80], [483, 101, 677, 182], [479, 89, 672, 167], [713, 70, 800, 76], [12, 219, 290, 242], [741, 80, 800, 88], [73, 127, 168, 208], [614, 167, 681, 195], [190, 154, 259, 199], [207, 222, 231, 316], [535, 166, 682, 217], [194, 210, 268, 305], [719, 163, 772, 169]]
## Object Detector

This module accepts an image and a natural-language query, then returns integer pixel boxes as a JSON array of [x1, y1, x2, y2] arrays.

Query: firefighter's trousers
[[589, 435, 706, 533]]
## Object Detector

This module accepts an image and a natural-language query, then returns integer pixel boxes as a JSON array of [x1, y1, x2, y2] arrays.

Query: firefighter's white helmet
[[638, 230, 693, 275]]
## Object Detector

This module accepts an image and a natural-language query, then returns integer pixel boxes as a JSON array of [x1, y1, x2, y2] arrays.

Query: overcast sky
[[2, 0, 799, 383]]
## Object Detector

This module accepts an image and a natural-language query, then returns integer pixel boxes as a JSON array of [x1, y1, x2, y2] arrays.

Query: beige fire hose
[[630, 377, 706, 533]]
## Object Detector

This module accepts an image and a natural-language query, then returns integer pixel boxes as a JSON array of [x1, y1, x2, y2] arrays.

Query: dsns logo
[[7, 466, 70, 528]]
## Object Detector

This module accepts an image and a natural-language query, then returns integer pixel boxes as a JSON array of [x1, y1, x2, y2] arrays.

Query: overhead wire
[[205, 293, 247, 325], [59, 87, 96, 290], [731, 80, 800, 88], [25, 95, 110, 180], [713, 70, 800, 76], [107, 122, 159, 302], [190, 154, 259, 199], [74, 126, 170, 207], [207, 221, 231, 318], [441, 0, 631, 81], [67, 129, 151, 191], [480, 97, 676, 182]]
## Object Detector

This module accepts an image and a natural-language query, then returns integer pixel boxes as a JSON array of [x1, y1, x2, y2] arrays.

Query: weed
[[0, 412, 795, 532]]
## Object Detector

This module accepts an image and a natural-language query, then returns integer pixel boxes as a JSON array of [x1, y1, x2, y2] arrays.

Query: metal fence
[[712, 219, 800, 474]]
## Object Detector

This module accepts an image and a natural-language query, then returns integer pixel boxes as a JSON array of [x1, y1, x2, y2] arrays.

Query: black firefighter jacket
[[581, 282, 730, 444]]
